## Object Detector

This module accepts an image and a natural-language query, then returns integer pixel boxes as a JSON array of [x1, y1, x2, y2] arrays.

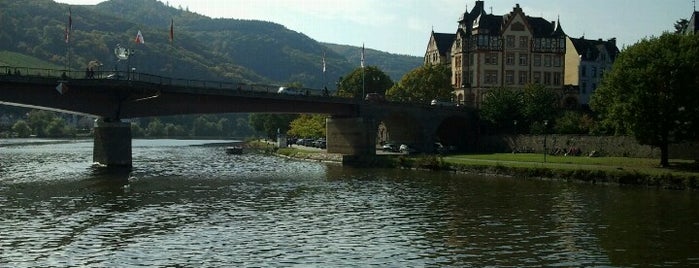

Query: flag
[[169, 19, 174, 42], [322, 50, 326, 73], [360, 43, 365, 68], [135, 30, 145, 44], [64, 8, 72, 43]]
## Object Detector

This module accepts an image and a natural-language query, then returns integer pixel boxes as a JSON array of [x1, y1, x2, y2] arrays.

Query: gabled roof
[[461, 1, 565, 38], [432, 32, 456, 56], [569, 37, 620, 61]]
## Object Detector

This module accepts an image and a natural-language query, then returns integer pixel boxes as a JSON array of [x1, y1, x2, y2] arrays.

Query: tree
[[386, 64, 452, 104], [249, 114, 298, 139], [522, 83, 559, 126], [288, 114, 326, 138], [591, 33, 699, 167], [11, 120, 32, 138], [675, 18, 689, 34], [479, 88, 524, 133], [336, 66, 393, 99]]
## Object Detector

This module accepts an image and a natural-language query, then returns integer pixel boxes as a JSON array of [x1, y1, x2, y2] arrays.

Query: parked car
[[365, 93, 386, 102], [313, 139, 326, 149], [399, 144, 418, 154], [382, 143, 399, 152]]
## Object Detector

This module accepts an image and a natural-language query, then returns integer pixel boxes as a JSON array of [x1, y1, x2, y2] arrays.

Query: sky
[[54, 0, 695, 57]]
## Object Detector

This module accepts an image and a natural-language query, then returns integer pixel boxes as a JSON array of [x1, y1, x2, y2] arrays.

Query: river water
[[1, 139, 698, 267]]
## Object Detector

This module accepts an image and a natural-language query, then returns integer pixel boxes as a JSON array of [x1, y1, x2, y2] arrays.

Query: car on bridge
[[278, 87, 306, 95], [430, 99, 457, 107]]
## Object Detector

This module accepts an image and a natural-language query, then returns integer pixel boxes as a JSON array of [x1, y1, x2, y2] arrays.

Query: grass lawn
[[443, 153, 698, 176]]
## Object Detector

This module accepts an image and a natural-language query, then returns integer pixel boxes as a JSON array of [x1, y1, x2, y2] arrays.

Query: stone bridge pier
[[93, 118, 132, 167], [325, 116, 377, 155]]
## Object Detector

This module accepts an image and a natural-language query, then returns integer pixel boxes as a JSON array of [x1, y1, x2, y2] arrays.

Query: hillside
[[0, 0, 423, 88]]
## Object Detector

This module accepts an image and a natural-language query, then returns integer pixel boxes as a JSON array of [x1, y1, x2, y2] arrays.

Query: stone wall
[[478, 135, 699, 160]]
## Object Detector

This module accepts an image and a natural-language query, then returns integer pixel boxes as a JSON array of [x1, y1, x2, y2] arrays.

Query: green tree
[[554, 111, 594, 134], [146, 118, 166, 137], [45, 117, 74, 137], [26, 110, 55, 137], [522, 84, 559, 126], [336, 66, 393, 99], [479, 88, 524, 133], [11, 120, 32, 138], [249, 114, 298, 139], [591, 33, 699, 167], [675, 18, 689, 34], [386, 64, 452, 104], [288, 114, 326, 138]]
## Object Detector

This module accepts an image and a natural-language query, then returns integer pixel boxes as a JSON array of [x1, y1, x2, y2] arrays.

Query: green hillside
[[0, 0, 423, 88], [0, 51, 64, 69]]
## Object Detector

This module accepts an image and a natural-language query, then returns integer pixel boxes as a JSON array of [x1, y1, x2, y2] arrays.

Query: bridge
[[0, 66, 477, 167]]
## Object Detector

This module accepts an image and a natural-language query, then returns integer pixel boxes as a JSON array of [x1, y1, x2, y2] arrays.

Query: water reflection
[[1, 139, 698, 267]]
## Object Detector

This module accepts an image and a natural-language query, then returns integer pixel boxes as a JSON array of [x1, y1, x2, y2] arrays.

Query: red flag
[[135, 30, 144, 44], [64, 8, 72, 43], [169, 19, 174, 42]]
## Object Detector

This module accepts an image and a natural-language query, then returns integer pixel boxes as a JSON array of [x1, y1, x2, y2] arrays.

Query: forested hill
[[0, 0, 422, 88]]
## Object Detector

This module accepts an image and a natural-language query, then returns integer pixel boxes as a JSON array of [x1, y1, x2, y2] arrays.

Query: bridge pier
[[326, 117, 376, 155], [93, 118, 132, 167]]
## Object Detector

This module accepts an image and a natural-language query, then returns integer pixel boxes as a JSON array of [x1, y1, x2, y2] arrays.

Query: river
[[1, 139, 698, 267]]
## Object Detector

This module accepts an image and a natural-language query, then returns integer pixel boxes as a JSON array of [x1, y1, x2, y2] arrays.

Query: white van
[[277, 87, 305, 95]]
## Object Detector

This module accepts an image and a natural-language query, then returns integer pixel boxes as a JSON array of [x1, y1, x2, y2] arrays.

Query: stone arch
[[432, 115, 476, 152]]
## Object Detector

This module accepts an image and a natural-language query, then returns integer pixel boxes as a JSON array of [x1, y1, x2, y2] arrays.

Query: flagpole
[[361, 43, 365, 100], [65, 7, 72, 77]]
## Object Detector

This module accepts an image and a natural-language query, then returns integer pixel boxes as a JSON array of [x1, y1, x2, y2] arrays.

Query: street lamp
[[513, 120, 518, 153], [543, 120, 548, 163]]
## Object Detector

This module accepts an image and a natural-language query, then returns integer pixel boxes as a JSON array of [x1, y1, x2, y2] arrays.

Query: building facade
[[434, 1, 567, 108], [564, 37, 619, 107]]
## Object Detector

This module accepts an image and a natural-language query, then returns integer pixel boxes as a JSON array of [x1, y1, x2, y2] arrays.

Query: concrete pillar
[[326, 117, 376, 155], [93, 118, 132, 167]]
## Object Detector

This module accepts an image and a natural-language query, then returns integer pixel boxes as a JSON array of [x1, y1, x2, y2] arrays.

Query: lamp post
[[543, 120, 548, 163], [513, 120, 518, 153]]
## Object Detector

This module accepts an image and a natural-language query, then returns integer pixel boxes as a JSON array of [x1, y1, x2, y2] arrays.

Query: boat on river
[[225, 146, 243, 155]]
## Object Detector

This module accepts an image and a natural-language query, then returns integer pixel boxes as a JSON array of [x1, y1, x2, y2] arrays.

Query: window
[[506, 53, 515, 65], [553, 72, 561, 85], [519, 71, 527, 85], [533, 72, 541, 84], [519, 36, 528, 49], [484, 53, 498, 65], [581, 66, 587, 77], [505, 70, 515, 85], [519, 54, 528, 66], [592, 67, 597, 78], [553, 55, 562, 67], [506, 35, 515, 48], [544, 72, 552, 85], [485, 70, 498, 84], [534, 54, 541, 66], [544, 55, 552, 67], [581, 81, 587, 94]]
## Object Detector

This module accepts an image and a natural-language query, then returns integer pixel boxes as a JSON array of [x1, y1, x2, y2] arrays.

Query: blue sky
[[55, 0, 694, 57]]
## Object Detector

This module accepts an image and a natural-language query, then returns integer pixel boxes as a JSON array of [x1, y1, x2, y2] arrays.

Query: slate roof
[[569, 37, 620, 61], [432, 32, 456, 56], [687, 11, 699, 34], [461, 1, 565, 38]]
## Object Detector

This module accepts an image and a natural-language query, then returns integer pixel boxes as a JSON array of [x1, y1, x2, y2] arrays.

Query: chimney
[[608, 38, 617, 46], [472, 1, 485, 15]]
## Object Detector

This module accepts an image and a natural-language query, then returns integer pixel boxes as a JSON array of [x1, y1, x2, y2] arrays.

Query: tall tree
[[336, 66, 393, 99], [674, 18, 689, 34], [479, 88, 524, 133], [522, 83, 559, 125], [288, 114, 326, 138], [591, 33, 699, 167], [386, 64, 452, 104]]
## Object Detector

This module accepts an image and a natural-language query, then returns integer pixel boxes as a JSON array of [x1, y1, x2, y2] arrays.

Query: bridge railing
[[0, 66, 307, 95]]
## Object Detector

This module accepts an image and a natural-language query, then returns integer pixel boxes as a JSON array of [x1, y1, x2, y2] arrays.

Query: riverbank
[[247, 141, 699, 190]]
